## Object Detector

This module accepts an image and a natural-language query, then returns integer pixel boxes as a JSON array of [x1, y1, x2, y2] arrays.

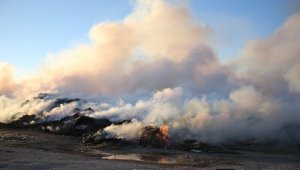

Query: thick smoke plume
[[0, 62, 17, 96], [0, 0, 300, 144]]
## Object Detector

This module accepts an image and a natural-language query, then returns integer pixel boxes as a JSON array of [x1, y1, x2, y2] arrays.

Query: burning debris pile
[[0, 93, 170, 148], [1, 0, 300, 154], [137, 125, 169, 148], [1, 92, 300, 150], [82, 124, 170, 148], [0, 113, 171, 148], [0, 93, 173, 148], [0, 110, 223, 152]]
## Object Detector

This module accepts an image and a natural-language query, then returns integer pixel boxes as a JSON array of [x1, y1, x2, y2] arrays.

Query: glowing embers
[[137, 125, 169, 148]]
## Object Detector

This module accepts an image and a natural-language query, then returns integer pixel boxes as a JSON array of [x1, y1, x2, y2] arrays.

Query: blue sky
[[0, 0, 296, 76]]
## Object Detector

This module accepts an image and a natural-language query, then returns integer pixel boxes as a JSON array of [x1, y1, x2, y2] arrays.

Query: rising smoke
[[0, 0, 300, 144]]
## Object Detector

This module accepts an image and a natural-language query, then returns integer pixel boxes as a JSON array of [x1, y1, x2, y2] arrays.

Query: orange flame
[[159, 125, 169, 142]]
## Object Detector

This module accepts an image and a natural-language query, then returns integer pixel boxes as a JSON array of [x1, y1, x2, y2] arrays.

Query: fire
[[137, 124, 169, 147], [159, 125, 169, 142]]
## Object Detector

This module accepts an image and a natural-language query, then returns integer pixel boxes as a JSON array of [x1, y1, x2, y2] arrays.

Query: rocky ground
[[0, 128, 300, 170]]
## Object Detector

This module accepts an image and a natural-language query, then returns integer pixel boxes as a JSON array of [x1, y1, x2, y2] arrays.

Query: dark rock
[[83, 130, 116, 144], [66, 116, 111, 136], [75, 116, 111, 128], [84, 108, 95, 114], [20, 100, 30, 108], [34, 93, 49, 100], [42, 115, 112, 136], [46, 98, 80, 112], [0, 122, 6, 128], [60, 113, 81, 122], [82, 130, 131, 146], [112, 119, 132, 125], [5, 114, 42, 128]]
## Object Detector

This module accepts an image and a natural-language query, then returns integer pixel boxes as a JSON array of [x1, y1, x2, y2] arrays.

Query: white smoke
[[0, 0, 300, 144], [104, 120, 143, 140]]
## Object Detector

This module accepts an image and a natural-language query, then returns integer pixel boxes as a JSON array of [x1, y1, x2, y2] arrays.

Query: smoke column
[[0, 0, 300, 144]]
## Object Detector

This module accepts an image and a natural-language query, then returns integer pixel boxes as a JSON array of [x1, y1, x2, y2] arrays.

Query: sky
[[0, 0, 296, 76]]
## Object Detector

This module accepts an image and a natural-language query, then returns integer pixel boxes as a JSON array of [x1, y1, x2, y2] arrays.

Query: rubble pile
[[1, 109, 113, 136], [0, 93, 229, 152], [137, 125, 169, 148], [82, 130, 131, 147], [42, 114, 112, 136]]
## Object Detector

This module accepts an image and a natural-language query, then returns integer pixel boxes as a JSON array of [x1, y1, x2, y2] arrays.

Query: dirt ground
[[0, 129, 299, 170]]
